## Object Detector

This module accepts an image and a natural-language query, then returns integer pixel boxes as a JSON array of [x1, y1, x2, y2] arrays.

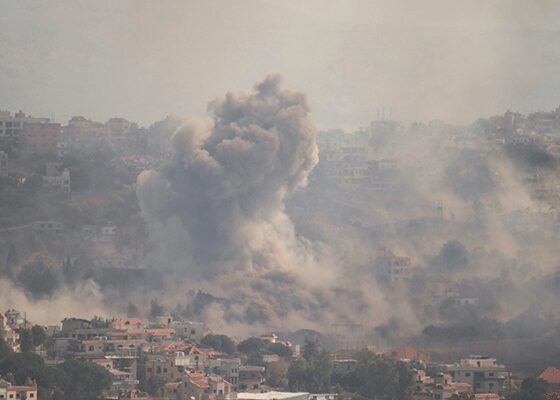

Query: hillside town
[[2, 307, 560, 400]]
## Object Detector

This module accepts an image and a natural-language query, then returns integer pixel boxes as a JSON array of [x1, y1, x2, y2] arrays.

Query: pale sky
[[1, 0, 559, 128]]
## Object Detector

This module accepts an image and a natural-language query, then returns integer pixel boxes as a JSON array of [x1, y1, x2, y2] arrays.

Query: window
[[489, 373, 494, 377], [465, 373, 471, 377]]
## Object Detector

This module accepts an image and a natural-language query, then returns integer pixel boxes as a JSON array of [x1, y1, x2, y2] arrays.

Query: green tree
[[126, 302, 139, 317], [237, 337, 268, 357], [268, 342, 293, 358], [288, 338, 332, 393], [56, 359, 112, 400], [287, 358, 309, 391], [201, 334, 236, 354], [149, 299, 164, 318], [333, 351, 413, 400], [0, 336, 11, 358], [0, 352, 68, 398], [302, 337, 320, 361], [31, 325, 47, 347], [309, 350, 332, 392], [18, 328, 34, 353], [506, 377, 549, 400], [266, 360, 289, 387]]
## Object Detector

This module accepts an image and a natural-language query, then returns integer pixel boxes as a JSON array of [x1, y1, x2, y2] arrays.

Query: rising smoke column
[[137, 75, 319, 282]]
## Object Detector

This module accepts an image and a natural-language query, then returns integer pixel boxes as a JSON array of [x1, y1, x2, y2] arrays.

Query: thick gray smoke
[[135, 76, 363, 332], [137, 75, 317, 274]]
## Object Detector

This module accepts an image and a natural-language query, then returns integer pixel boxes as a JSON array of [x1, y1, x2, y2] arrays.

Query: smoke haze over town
[[1, 2, 560, 400]]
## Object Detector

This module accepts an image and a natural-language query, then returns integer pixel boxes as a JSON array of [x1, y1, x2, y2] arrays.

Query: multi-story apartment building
[[444, 355, 509, 394], [0, 110, 49, 146]]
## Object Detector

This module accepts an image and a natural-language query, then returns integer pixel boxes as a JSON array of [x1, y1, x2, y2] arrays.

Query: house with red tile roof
[[0, 379, 38, 400], [163, 371, 234, 400], [539, 367, 560, 390]]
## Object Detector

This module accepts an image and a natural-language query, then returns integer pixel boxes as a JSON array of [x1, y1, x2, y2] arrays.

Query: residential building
[[445, 356, 509, 394], [31, 220, 64, 233], [0, 313, 20, 352], [106, 117, 132, 136], [0, 110, 48, 146], [82, 223, 117, 243], [4, 309, 25, 327], [206, 358, 241, 389], [0, 382, 38, 400], [375, 248, 412, 283], [171, 321, 206, 343], [164, 371, 235, 400], [537, 367, 560, 391], [60, 116, 110, 152], [75, 338, 143, 357], [411, 370, 471, 400], [22, 122, 62, 155], [42, 168, 70, 192], [238, 366, 265, 391], [260, 333, 278, 344], [145, 355, 183, 382]]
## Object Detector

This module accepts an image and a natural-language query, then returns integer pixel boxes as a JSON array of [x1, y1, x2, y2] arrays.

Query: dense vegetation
[[0, 345, 112, 400]]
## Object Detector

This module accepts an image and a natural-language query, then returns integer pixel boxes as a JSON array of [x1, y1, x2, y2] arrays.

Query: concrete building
[[207, 358, 241, 389], [0, 110, 48, 146], [4, 309, 25, 327], [42, 168, 70, 192], [0, 379, 38, 400], [31, 220, 64, 233], [22, 122, 62, 155], [238, 366, 265, 391], [171, 321, 206, 343], [374, 248, 412, 283], [445, 356, 509, 394], [164, 371, 235, 400], [60, 115, 110, 152]]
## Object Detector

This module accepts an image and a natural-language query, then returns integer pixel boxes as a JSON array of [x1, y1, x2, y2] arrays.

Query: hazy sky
[[1, 0, 559, 128]]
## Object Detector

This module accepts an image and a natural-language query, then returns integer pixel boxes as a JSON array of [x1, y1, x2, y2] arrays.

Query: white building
[[32, 220, 64, 233], [238, 392, 309, 400], [42, 168, 71, 192]]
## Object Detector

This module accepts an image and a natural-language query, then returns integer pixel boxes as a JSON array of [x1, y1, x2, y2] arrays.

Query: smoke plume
[[136, 75, 353, 329]]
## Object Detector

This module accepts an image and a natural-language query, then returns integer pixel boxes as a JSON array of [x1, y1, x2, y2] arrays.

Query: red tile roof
[[7, 386, 37, 392], [539, 367, 560, 384]]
